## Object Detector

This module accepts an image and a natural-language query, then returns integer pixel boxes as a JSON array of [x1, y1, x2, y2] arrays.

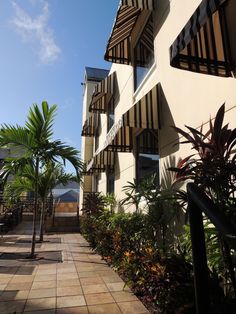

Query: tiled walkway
[[0, 222, 149, 313]]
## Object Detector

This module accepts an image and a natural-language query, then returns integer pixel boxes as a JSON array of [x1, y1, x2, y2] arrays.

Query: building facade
[[80, 0, 236, 211]]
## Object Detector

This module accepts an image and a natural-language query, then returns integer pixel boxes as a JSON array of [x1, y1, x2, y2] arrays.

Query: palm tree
[[0, 101, 83, 258], [37, 162, 76, 242], [4, 161, 76, 242]]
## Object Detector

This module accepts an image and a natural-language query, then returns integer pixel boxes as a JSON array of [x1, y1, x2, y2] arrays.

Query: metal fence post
[[188, 195, 210, 314]]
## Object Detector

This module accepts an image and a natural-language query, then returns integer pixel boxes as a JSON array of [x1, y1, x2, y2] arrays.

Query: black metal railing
[[0, 195, 53, 235], [187, 183, 236, 314], [0, 203, 23, 234]]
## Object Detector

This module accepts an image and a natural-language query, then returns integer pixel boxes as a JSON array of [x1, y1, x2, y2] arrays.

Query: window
[[107, 98, 115, 133], [134, 15, 154, 89], [107, 168, 115, 194], [136, 130, 159, 183]]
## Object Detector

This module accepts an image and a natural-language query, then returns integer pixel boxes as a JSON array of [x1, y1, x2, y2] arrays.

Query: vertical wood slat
[[170, 0, 230, 77], [105, 1, 154, 64], [90, 72, 116, 113], [81, 114, 98, 137], [123, 84, 159, 129]]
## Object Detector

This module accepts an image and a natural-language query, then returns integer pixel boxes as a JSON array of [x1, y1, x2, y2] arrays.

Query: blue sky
[[0, 0, 118, 173]]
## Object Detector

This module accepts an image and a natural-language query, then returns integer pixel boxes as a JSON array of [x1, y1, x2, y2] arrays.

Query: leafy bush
[[80, 210, 195, 312]]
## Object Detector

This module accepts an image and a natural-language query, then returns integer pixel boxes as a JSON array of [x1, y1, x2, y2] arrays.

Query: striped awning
[[104, 1, 154, 64], [170, 0, 231, 76], [123, 84, 159, 129], [93, 84, 159, 158], [86, 150, 115, 173], [81, 114, 98, 137], [121, 0, 154, 10], [89, 72, 117, 113], [104, 124, 133, 152]]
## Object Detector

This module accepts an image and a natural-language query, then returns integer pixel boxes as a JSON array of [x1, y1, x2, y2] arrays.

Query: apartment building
[[80, 0, 236, 210], [79, 67, 109, 210]]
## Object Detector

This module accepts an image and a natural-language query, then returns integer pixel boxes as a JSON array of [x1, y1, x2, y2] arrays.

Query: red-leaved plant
[[170, 103, 236, 213], [170, 103, 236, 297]]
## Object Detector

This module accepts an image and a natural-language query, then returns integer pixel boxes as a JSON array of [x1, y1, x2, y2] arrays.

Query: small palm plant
[[0, 101, 83, 258], [121, 173, 182, 253]]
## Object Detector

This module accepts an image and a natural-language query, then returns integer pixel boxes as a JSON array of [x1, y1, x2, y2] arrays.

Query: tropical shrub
[[80, 210, 195, 313], [121, 173, 182, 253], [169, 104, 236, 297], [170, 104, 236, 213], [82, 192, 105, 216]]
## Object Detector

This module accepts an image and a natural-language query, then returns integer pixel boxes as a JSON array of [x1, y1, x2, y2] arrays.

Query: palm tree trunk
[[30, 157, 39, 258], [39, 199, 45, 242]]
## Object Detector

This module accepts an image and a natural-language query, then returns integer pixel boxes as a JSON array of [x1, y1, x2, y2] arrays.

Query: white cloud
[[11, 1, 61, 64]]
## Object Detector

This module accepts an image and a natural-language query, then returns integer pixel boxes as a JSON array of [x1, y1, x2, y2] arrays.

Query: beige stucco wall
[[81, 0, 236, 211], [154, 0, 236, 175], [55, 202, 78, 213], [79, 76, 102, 210]]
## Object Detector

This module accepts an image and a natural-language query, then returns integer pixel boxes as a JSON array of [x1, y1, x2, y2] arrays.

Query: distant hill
[[55, 190, 79, 203], [53, 180, 79, 199]]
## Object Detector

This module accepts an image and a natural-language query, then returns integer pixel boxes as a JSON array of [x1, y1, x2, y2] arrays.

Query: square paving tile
[[36, 268, 56, 275], [88, 303, 122, 314], [0, 284, 6, 291], [0, 289, 29, 301], [57, 267, 76, 274], [56, 295, 86, 308], [16, 266, 37, 276], [31, 280, 56, 290], [57, 286, 83, 297], [0, 299, 26, 313], [57, 272, 78, 280], [57, 279, 81, 288], [0, 274, 14, 279], [34, 274, 56, 282], [0, 223, 150, 314], [37, 264, 56, 270], [28, 288, 56, 299], [6, 282, 32, 291], [24, 297, 56, 312], [80, 276, 103, 286], [85, 292, 114, 305], [98, 270, 116, 276], [117, 301, 149, 313], [23, 310, 55, 314], [56, 306, 88, 314], [0, 266, 18, 275], [111, 291, 138, 302], [82, 283, 108, 294], [10, 275, 35, 283], [75, 265, 94, 271], [102, 275, 123, 284], [77, 271, 97, 278], [106, 282, 127, 292], [0, 277, 11, 284]]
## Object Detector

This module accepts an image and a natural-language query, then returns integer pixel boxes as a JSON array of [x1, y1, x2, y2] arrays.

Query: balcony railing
[[187, 183, 236, 313]]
